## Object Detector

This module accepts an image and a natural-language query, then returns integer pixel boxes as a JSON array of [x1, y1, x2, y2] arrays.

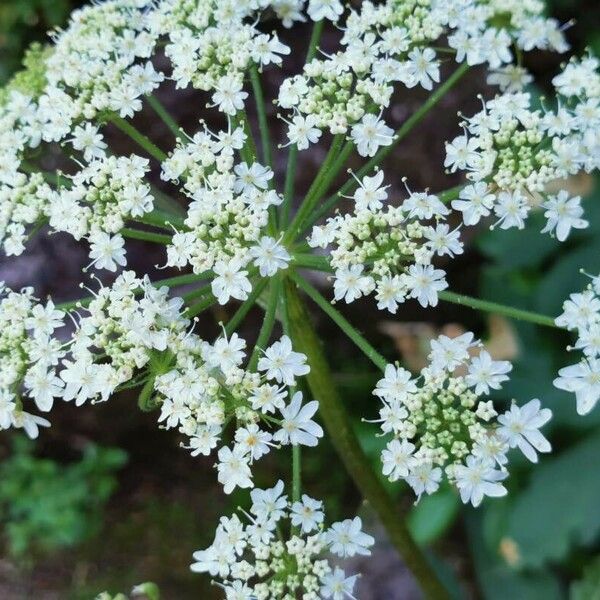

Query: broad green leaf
[[505, 431, 600, 568], [408, 486, 460, 546], [467, 512, 562, 600], [571, 556, 600, 600]]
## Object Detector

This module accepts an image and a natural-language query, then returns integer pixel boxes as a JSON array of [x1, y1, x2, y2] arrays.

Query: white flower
[[320, 567, 358, 600], [353, 170, 388, 211], [249, 236, 290, 277], [89, 232, 127, 272], [252, 34, 290, 67], [307, 0, 344, 22], [497, 399, 552, 463], [407, 48, 440, 90], [494, 191, 530, 230], [290, 495, 324, 533], [258, 335, 309, 385], [70, 123, 106, 161], [11, 411, 51, 439], [451, 182, 496, 226], [274, 392, 323, 447], [424, 223, 464, 258], [211, 259, 252, 305], [250, 480, 287, 521], [453, 456, 508, 507], [466, 351, 512, 395], [404, 264, 448, 308], [381, 439, 416, 481], [429, 332, 476, 372], [554, 358, 600, 415], [351, 114, 394, 158], [234, 162, 274, 194], [325, 517, 374, 558], [406, 462, 442, 499], [235, 424, 273, 462], [445, 136, 480, 172], [541, 191, 588, 241], [555, 290, 600, 330], [217, 446, 253, 494], [212, 74, 248, 116], [373, 364, 416, 403], [334, 265, 374, 303], [286, 114, 322, 150]]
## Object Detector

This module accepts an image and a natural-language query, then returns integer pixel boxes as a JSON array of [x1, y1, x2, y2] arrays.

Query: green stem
[[306, 20, 325, 62], [238, 110, 259, 164], [284, 281, 449, 600], [439, 291, 559, 329], [248, 277, 281, 371], [282, 145, 299, 226], [292, 445, 301, 503], [136, 210, 186, 231], [121, 227, 172, 244], [280, 19, 325, 228], [284, 135, 345, 243], [301, 63, 470, 234], [249, 67, 273, 169], [111, 115, 167, 162], [185, 294, 217, 318], [224, 279, 269, 336], [290, 271, 388, 371], [146, 95, 184, 141]]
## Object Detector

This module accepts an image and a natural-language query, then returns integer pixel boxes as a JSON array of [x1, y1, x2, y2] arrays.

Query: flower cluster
[[448, 55, 599, 238], [554, 273, 600, 416], [278, 0, 567, 153], [159, 0, 290, 111], [0, 272, 320, 495], [190, 480, 374, 599], [0, 284, 65, 439], [310, 169, 457, 311], [372, 332, 552, 506], [161, 123, 290, 302]]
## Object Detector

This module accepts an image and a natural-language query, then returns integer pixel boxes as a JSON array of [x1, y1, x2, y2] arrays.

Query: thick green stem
[[439, 291, 559, 329], [111, 115, 167, 162], [285, 281, 449, 600], [147, 95, 184, 141], [290, 271, 388, 371]]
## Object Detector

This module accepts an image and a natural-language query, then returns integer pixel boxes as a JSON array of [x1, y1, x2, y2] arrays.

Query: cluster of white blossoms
[[554, 273, 600, 416], [0, 272, 322, 495], [1, 0, 599, 593], [0, 284, 65, 439], [372, 333, 552, 506], [277, 0, 567, 154], [161, 122, 290, 302], [310, 170, 457, 311], [448, 55, 599, 238], [191, 480, 374, 600]]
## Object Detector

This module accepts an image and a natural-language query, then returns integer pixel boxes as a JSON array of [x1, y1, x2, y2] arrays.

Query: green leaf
[[408, 486, 460, 546], [571, 556, 600, 600], [505, 431, 600, 569], [466, 512, 562, 600]]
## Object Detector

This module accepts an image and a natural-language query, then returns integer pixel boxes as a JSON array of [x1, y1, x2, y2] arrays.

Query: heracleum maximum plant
[[1, 0, 599, 598]]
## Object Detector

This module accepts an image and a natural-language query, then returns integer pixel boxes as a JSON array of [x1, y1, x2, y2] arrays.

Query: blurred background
[[1, 1, 600, 598]]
